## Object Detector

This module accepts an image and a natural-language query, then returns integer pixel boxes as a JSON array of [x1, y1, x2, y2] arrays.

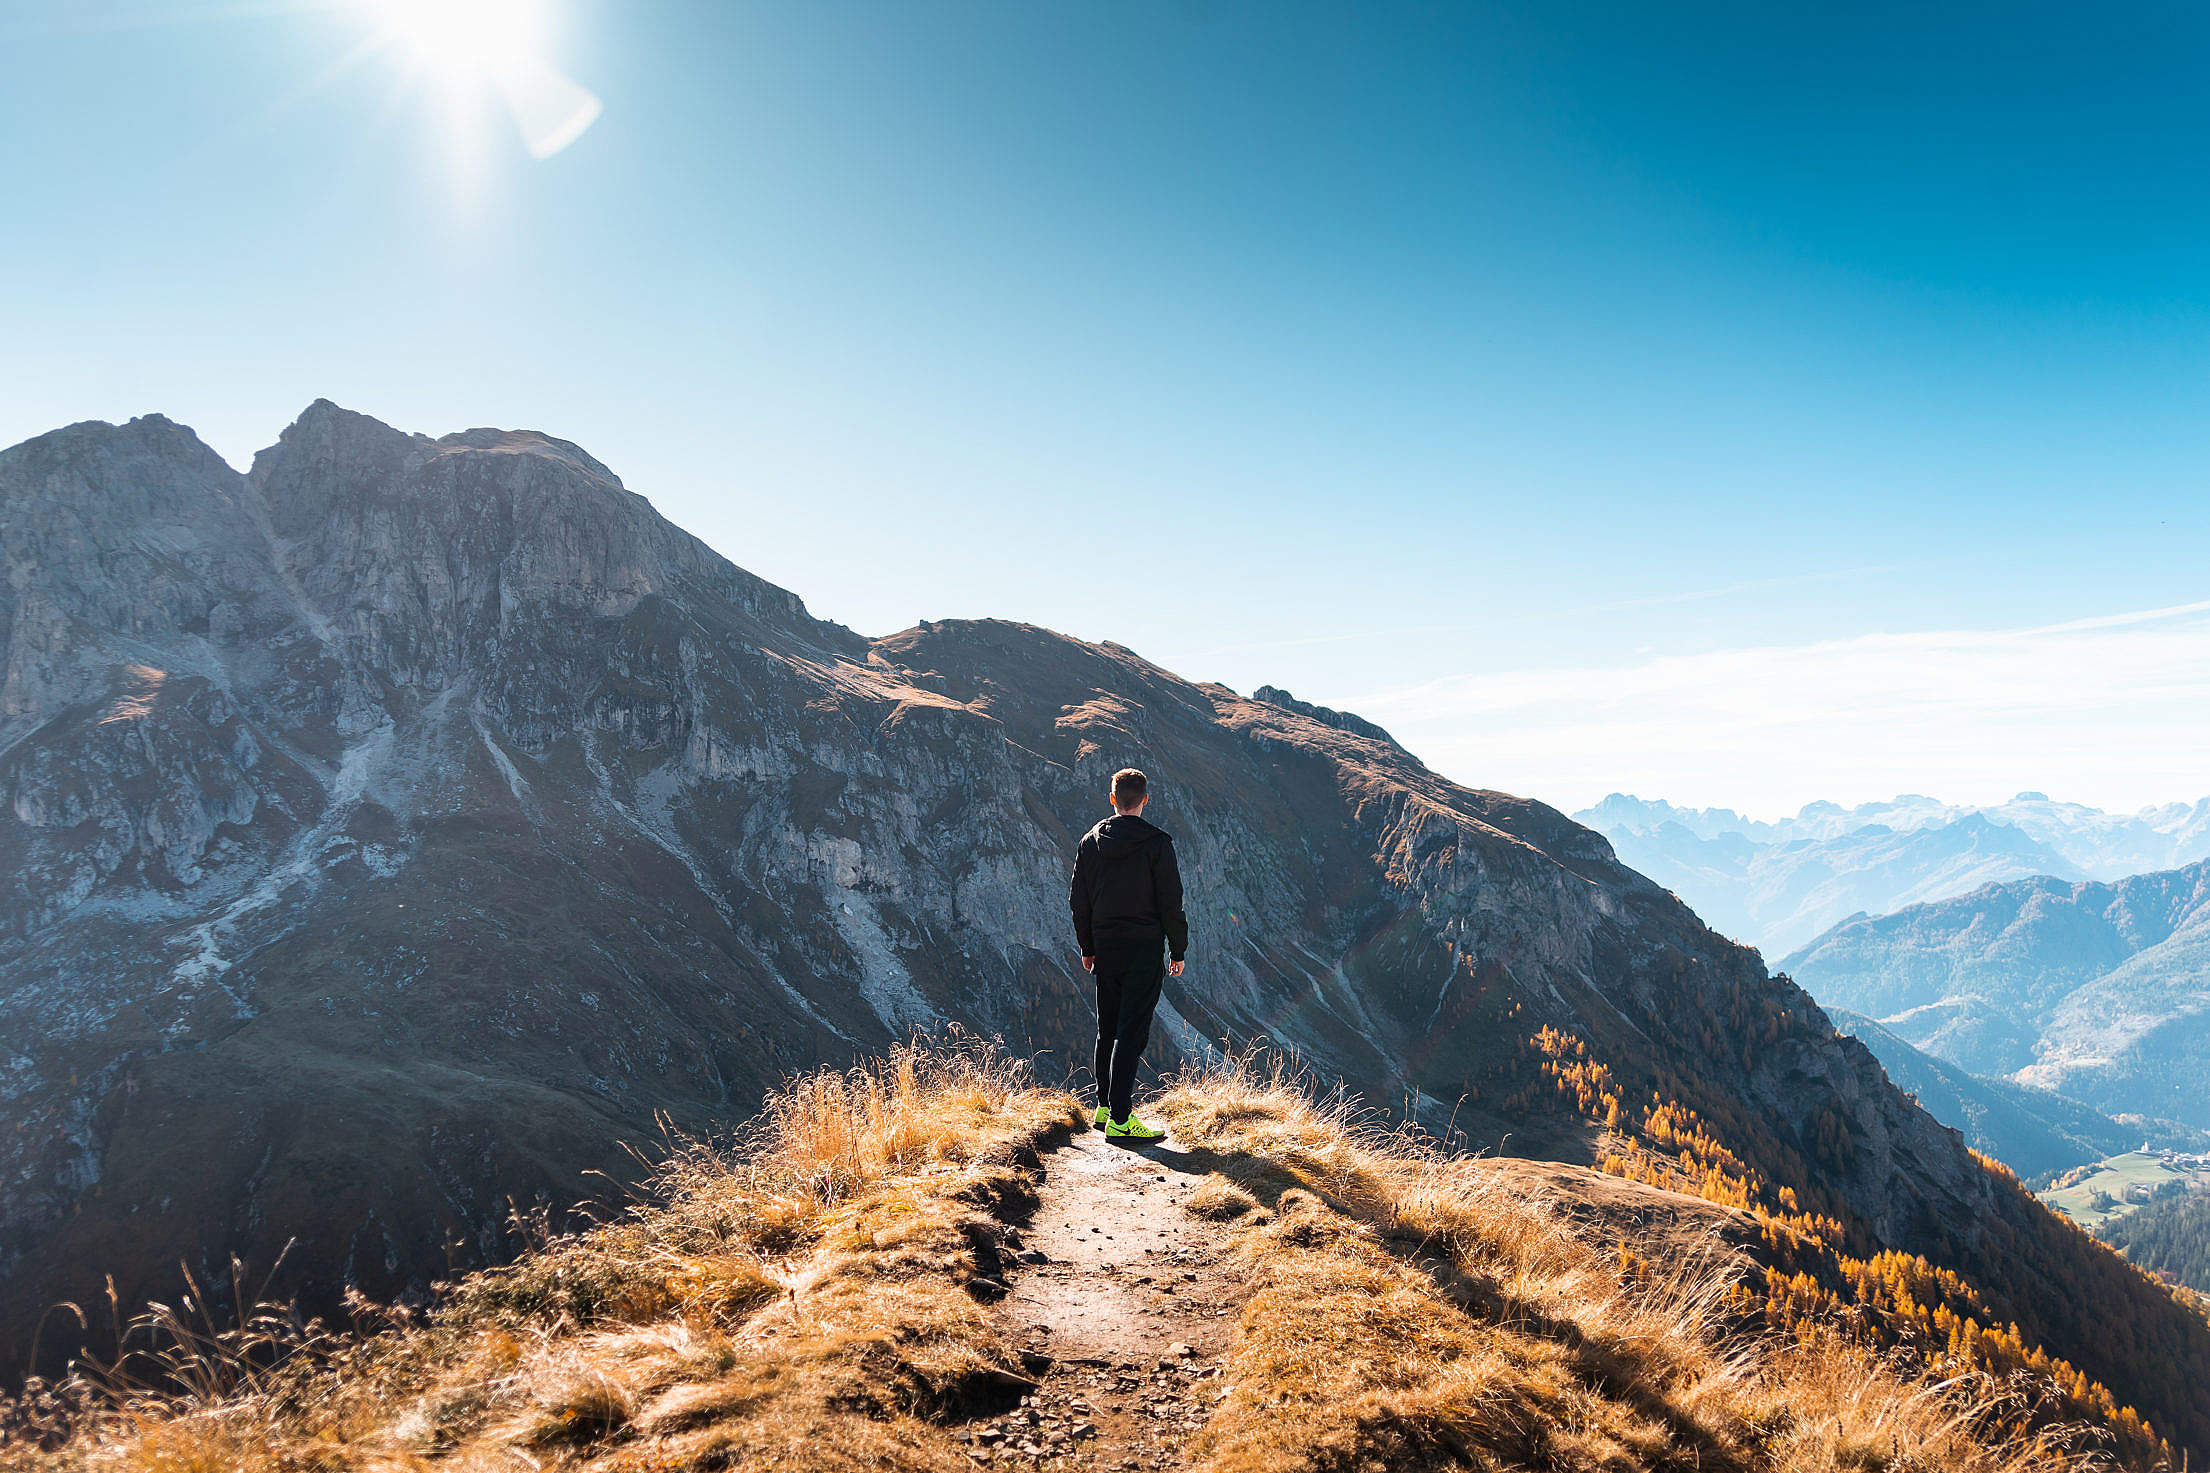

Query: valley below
[[1783, 859, 2210, 1130]]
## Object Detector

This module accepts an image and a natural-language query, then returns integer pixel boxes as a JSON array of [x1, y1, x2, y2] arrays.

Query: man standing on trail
[[1068, 767, 1189, 1142]]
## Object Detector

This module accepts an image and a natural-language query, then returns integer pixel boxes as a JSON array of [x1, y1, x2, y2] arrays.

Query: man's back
[[1071, 768, 1186, 1138], [1069, 814, 1189, 959]]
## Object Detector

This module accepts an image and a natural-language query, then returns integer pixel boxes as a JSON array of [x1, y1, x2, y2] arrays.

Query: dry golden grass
[[1, 1038, 2128, 1473], [1152, 1052, 2110, 1473], [1185, 1174, 1262, 1222], [2, 1034, 1080, 1473]]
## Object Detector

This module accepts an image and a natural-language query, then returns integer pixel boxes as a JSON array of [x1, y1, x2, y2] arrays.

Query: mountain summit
[[4, 406, 2208, 1453]]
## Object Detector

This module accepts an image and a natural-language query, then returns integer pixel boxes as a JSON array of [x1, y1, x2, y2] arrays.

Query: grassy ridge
[[1, 1037, 1079, 1472], [1152, 1056, 2101, 1473], [0, 1039, 2141, 1471]]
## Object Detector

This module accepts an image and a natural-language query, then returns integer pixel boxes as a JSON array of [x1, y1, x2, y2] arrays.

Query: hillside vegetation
[[1500, 1005, 2210, 1459], [1143, 1058, 2106, 1473], [3, 1037, 1081, 1472], [2099, 1191, 2210, 1294], [0, 1038, 2163, 1473]]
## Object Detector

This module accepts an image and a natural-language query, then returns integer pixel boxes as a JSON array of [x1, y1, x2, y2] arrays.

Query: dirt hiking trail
[[960, 1126, 1249, 1469]]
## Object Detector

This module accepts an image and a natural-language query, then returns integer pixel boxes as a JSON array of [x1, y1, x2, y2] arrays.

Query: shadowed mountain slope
[[5, 405, 2209, 1454], [1785, 861, 2210, 1127], [1825, 1009, 2142, 1178]]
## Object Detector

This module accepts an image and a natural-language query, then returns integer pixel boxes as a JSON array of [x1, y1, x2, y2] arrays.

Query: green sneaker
[[1093, 1105, 1109, 1129], [1105, 1114, 1165, 1142]]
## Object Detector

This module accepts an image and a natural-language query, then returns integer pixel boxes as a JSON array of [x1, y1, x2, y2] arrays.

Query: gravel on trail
[[962, 1125, 1250, 1469]]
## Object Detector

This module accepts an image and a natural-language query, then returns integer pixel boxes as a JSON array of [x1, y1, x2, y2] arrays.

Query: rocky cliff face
[[1824, 1009, 2147, 1178], [4, 405, 2206, 1451]]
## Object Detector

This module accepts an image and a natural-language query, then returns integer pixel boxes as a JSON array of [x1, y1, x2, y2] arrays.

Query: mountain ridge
[[1785, 857, 2210, 1127], [1824, 1007, 2165, 1179], [5, 405, 2209, 1453]]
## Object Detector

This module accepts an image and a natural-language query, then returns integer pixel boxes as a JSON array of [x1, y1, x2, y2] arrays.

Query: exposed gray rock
[[1248, 685, 1405, 751]]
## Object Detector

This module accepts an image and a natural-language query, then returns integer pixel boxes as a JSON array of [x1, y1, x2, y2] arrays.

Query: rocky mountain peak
[[114, 411, 225, 461], [241, 402, 863, 673], [0, 410, 239, 497], [432, 425, 625, 487], [246, 399, 426, 529], [270, 395, 421, 452], [1248, 684, 1406, 752]]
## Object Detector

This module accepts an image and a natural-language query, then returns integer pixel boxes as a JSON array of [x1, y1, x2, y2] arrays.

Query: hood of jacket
[[1089, 813, 1168, 858]]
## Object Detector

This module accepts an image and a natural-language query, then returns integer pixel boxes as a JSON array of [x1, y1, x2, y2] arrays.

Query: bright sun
[[361, 0, 600, 159], [371, 0, 548, 80]]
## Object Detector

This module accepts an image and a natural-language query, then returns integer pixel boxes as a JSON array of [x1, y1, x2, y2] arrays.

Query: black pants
[[1093, 940, 1165, 1122]]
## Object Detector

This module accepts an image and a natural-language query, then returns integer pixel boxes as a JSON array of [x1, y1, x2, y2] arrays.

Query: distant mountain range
[[1577, 792, 2210, 956], [1787, 859, 2210, 1129], [1825, 1007, 2205, 1180]]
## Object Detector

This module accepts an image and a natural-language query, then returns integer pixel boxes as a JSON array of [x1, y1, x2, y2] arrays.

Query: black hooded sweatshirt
[[1069, 814, 1189, 961]]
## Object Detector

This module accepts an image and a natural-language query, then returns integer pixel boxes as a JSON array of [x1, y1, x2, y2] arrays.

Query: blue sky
[[6, 1, 2208, 814]]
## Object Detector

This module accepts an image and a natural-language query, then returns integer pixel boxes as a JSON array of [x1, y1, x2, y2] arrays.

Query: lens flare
[[362, 0, 601, 159]]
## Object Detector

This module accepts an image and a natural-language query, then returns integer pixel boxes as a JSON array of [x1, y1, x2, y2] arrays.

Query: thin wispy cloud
[[1350, 599, 2210, 817], [2021, 598, 2210, 636]]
